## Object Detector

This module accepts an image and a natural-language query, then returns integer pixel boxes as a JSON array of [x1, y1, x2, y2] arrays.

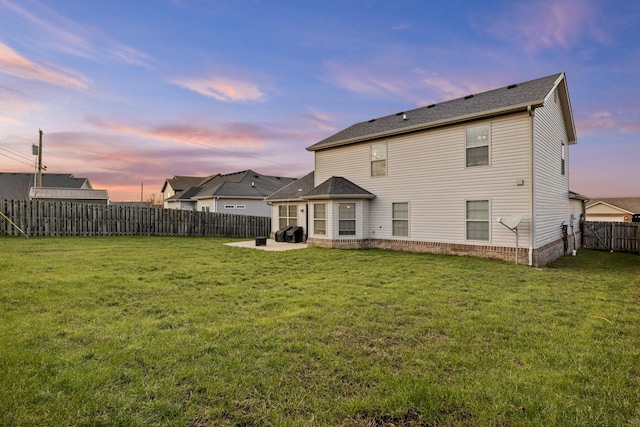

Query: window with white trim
[[224, 204, 235, 209], [392, 202, 409, 237], [561, 142, 566, 175], [278, 205, 297, 228], [466, 200, 489, 241], [338, 203, 356, 235], [235, 204, 246, 209], [371, 142, 387, 176], [313, 203, 326, 235], [466, 124, 490, 167]]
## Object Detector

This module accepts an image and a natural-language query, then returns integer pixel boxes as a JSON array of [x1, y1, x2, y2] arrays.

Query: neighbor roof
[[586, 198, 640, 214], [302, 176, 375, 200], [0, 172, 91, 200], [29, 187, 109, 201], [265, 172, 315, 202], [161, 175, 213, 193], [307, 72, 575, 151], [172, 170, 296, 201]]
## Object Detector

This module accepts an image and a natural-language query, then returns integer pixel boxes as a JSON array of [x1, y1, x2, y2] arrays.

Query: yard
[[0, 236, 638, 426]]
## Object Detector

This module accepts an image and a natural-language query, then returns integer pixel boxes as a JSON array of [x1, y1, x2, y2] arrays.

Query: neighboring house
[[161, 175, 212, 208], [0, 173, 97, 200], [276, 72, 584, 267], [585, 198, 640, 222], [164, 170, 296, 217]]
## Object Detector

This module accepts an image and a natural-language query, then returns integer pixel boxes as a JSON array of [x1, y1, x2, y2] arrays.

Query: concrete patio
[[224, 239, 308, 251]]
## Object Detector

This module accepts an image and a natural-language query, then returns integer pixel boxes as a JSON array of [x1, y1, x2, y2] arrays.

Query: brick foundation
[[307, 232, 582, 267]]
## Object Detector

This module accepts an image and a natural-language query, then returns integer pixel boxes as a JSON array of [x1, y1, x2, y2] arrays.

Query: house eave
[[585, 201, 633, 214], [265, 197, 306, 203], [302, 194, 376, 200], [192, 195, 264, 200], [307, 101, 543, 152]]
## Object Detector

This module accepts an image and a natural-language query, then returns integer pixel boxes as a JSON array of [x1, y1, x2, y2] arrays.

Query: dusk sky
[[0, 0, 638, 201]]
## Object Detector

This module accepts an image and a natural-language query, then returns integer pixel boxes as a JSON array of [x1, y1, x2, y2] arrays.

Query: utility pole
[[37, 129, 43, 187]]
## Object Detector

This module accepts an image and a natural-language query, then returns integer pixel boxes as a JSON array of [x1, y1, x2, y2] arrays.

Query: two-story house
[[269, 73, 585, 266], [164, 170, 296, 217]]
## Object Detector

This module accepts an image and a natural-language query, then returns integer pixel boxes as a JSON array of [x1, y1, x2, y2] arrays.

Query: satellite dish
[[497, 215, 522, 230], [497, 215, 523, 265]]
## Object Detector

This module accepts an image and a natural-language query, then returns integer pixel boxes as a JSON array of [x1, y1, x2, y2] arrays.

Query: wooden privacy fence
[[583, 221, 639, 253], [0, 199, 270, 238]]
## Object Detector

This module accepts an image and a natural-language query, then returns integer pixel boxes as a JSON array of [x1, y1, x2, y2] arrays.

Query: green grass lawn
[[0, 236, 638, 426]]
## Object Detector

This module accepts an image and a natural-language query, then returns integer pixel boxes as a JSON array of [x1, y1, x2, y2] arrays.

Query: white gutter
[[528, 105, 535, 267]]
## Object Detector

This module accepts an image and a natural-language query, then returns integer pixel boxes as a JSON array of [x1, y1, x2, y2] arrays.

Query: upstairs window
[[278, 205, 297, 228], [313, 203, 326, 235], [338, 203, 356, 235], [466, 124, 490, 167], [561, 142, 566, 175], [371, 142, 387, 176], [466, 200, 489, 241], [392, 202, 409, 236]]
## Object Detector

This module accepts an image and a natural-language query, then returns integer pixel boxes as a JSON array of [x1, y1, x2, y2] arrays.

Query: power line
[[0, 141, 33, 162], [0, 148, 34, 168]]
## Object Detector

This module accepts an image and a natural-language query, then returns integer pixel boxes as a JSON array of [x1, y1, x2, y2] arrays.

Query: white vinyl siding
[[270, 202, 307, 235], [314, 112, 532, 248], [532, 89, 572, 247]]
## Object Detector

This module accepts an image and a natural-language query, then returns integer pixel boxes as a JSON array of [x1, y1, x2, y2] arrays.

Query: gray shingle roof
[[265, 172, 315, 201], [307, 73, 569, 151], [587, 198, 640, 213], [302, 176, 375, 200], [162, 175, 212, 193], [172, 170, 296, 200], [165, 186, 202, 201], [0, 172, 90, 200]]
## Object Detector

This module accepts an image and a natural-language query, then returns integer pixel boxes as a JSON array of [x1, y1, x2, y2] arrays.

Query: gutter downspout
[[528, 105, 535, 267]]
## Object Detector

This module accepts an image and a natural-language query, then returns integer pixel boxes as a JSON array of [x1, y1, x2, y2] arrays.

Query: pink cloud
[[324, 60, 414, 98], [0, 42, 89, 89], [85, 115, 327, 151], [39, 129, 314, 201], [172, 75, 266, 102], [576, 111, 640, 135], [484, 0, 608, 53], [421, 76, 469, 100], [1, 0, 155, 67], [325, 57, 513, 107]]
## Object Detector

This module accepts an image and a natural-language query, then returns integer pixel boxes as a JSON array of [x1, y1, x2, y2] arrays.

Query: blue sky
[[0, 0, 638, 201]]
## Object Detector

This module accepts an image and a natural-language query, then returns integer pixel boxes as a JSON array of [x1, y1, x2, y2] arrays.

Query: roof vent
[[402, 113, 407, 120], [396, 111, 405, 116], [507, 84, 518, 89], [427, 104, 436, 108], [464, 94, 474, 99], [368, 119, 376, 123]]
